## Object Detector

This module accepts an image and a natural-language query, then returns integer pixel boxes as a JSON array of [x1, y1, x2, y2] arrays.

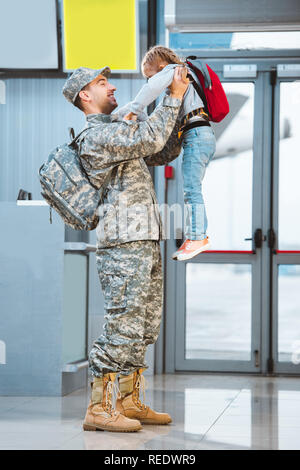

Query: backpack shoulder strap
[[69, 127, 90, 147], [186, 63, 210, 117], [190, 78, 210, 118], [68, 127, 75, 140], [186, 57, 212, 89], [69, 124, 101, 148]]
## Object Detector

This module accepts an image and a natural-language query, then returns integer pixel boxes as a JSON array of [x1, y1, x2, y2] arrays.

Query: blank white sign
[[0, 0, 58, 69]]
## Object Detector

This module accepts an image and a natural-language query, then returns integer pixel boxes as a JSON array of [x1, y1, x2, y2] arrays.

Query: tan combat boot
[[83, 372, 142, 432], [116, 368, 172, 425]]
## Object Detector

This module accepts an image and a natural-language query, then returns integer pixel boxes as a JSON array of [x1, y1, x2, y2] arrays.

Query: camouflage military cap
[[62, 66, 111, 104]]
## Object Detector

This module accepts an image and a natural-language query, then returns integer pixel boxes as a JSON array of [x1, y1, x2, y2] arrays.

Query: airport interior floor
[[1, 373, 300, 450]]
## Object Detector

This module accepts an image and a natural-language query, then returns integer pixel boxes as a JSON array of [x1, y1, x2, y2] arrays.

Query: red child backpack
[[186, 57, 229, 123]]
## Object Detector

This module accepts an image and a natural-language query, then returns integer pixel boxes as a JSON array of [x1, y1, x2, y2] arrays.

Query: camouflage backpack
[[39, 127, 108, 231]]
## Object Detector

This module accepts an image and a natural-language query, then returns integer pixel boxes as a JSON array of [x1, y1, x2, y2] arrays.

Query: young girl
[[125, 46, 216, 261]]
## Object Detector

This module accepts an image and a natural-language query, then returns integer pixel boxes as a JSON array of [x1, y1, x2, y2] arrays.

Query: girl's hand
[[124, 112, 138, 121], [169, 66, 190, 100]]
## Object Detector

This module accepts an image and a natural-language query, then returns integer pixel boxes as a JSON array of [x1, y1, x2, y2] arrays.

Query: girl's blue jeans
[[182, 125, 216, 241]]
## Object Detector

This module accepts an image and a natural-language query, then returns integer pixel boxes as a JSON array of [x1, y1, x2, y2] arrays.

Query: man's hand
[[124, 112, 138, 121], [169, 66, 190, 100]]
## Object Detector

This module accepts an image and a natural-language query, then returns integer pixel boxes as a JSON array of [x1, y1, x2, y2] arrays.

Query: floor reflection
[[1, 374, 300, 449]]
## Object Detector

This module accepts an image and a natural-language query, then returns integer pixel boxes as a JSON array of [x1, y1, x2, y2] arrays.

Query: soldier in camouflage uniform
[[62, 65, 188, 432]]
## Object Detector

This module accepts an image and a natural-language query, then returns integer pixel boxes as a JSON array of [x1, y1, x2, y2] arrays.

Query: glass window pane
[[207, 83, 253, 250], [278, 265, 300, 363], [185, 264, 252, 361], [170, 32, 300, 50], [278, 82, 300, 250]]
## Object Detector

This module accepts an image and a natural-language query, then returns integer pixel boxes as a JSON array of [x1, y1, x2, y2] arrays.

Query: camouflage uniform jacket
[[78, 95, 182, 248]]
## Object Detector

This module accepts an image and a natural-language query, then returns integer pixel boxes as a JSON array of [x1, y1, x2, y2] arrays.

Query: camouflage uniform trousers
[[89, 240, 163, 377]]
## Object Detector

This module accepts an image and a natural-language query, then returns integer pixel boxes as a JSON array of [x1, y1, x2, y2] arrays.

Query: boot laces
[[105, 379, 121, 416], [134, 374, 148, 410]]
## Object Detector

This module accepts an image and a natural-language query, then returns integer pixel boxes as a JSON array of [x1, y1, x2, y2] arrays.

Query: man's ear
[[79, 89, 90, 103]]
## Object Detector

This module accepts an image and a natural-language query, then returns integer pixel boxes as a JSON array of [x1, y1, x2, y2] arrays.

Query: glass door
[[272, 77, 300, 373], [164, 75, 264, 373]]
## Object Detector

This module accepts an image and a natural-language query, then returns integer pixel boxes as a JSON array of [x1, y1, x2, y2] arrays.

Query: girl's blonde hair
[[141, 45, 185, 77]]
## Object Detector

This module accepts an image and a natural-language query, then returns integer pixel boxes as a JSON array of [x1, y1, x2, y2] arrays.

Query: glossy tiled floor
[[1, 373, 300, 450]]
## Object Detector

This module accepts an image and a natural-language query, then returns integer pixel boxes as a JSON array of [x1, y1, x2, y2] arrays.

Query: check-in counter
[[0, 201, 92, 396]]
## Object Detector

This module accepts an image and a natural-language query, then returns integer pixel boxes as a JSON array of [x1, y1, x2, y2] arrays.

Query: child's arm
[[128, 64, 178, 114]]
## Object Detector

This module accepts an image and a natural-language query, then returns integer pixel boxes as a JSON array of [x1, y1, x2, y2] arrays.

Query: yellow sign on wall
[[62, 0, 139, 73]]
